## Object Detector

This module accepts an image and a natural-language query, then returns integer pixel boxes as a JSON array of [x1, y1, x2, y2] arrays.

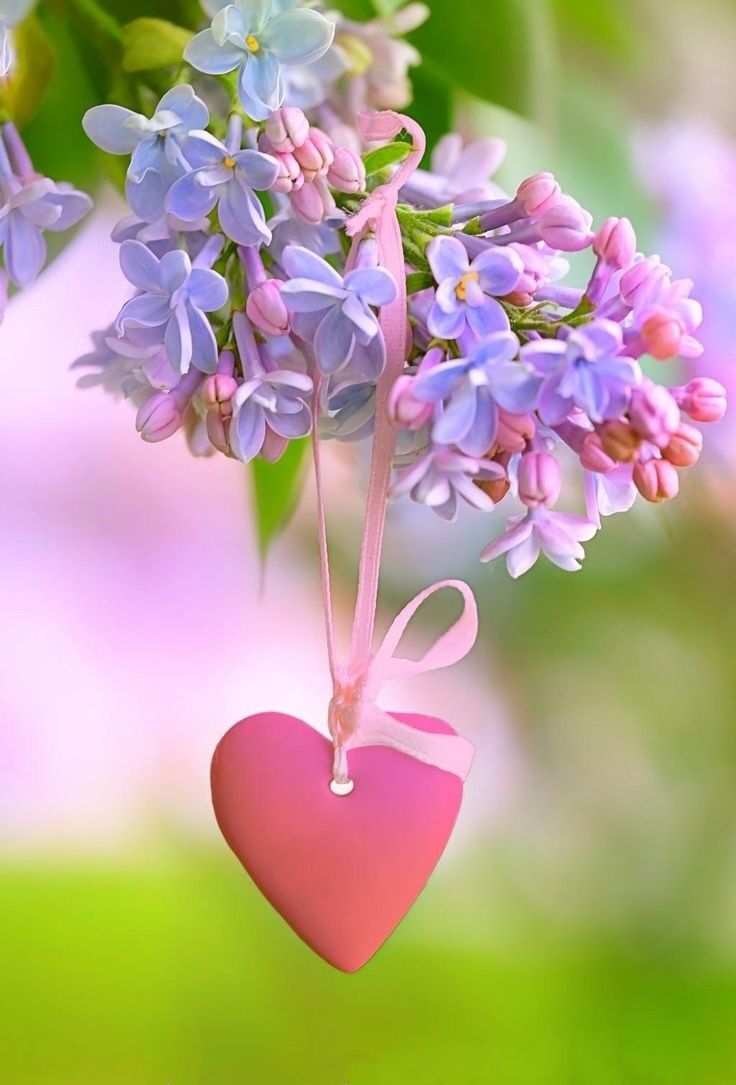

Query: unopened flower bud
[[592, 216, 636, 269], [206, 410, 231, 456], [633, 458, 679, 503], [662, 423, 703, 468], [675, 377, 727, 423], [388, 374, 433, 429], [293, 128, 334, 182], [201, 373, 239, 417], [476, 476, 511, 503], [265, 107, 310, 153], [538, 196, 594, 252], [503, 290, 535, 308], [518, 451, 561, 509], [619, 255, 669, 309], [580, 432, 617, 473], [628, 379, 680, 447], [516, 172, 561, 217], [641, 309, 683, 360], [291, 176, 335, 224], [495, 409, 535, 453], [327, 146, 366, 194], [136, 393, 183, 443], [259, 134, 303, 193], [246, 279, 290, 336], [600, 419, 641, 462]]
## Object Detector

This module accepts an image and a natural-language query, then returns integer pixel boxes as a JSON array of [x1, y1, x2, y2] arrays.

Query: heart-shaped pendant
[[211, 710, 465, 972]]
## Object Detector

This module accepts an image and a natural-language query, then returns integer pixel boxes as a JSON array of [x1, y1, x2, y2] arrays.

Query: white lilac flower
[[185, 0, 335, 122]]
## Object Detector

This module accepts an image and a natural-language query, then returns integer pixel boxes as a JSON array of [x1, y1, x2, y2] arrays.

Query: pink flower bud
[[290, 176, 336, 224], [592, 216, 636, 269], [600, 419, 641, 463], [580, 432, 617, 473], [327, 146, 366, 194], [293, 128, 334, 182], [200, 373, 239, 417], [206, 410, 231, 456], [265, 107, 310, 153], [640, 309, 683, 360], [495, 410, 535, 454], [628, 379, 680, 448], [388, 374, 433, 429], [675, 377, 727, 423], [136, 393, 183, 443], [246, 279, 290, 337], [633, 458, 679, 503], [538, 196, 594, 252], [619, 255, 669, 308], [662, 423, 703, 468], [518, 451, 562, 509], [516, 172, 561, 217], [259, 134, 303, 194]]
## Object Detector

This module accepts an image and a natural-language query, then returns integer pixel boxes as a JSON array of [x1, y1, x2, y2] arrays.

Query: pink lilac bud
[[633, 458, 679, 503], [206, 410, 231, 456], [619, 255, 669, 309], [259, 134, 303, 193], [628, 379, 680, 448], [580, 432, 617, 473], [327, 146, 366, 194], [538, 196, 594, 252], [662, 423, 703, 468], [592, 216, 636, 269], [640, 309, 684, 360], [674, 377, 727, 423], [265, 107, 310, 153], [293, 128, 334, 183], [516, 172, 562, 217], [291, 176, 335, 224], [495, 410, 535, 454], [518, 451, 562, 509], [136, 394, 184, 443], [388, 374, 434, 429], [201, 373, 239, 417], [600, 419, 641, 463], [246, 279, 290, 336]]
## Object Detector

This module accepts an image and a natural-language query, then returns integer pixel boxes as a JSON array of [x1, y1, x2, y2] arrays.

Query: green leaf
[[362, 140, 411, 176], [406, 271, 434, 294], [0, 16, 56, 128], [251, 438, 310, 557], [409, 0, 554, 120], [122, 17, 192, 72]]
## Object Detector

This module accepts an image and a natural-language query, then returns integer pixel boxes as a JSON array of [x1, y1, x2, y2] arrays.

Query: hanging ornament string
[[312, 110, 478, 790]]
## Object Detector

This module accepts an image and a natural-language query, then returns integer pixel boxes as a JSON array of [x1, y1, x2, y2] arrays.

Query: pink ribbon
[[313, 110, 479, 788]]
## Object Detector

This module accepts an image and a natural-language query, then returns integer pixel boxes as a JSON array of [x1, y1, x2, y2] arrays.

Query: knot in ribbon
[[329, 581, 478, 785]]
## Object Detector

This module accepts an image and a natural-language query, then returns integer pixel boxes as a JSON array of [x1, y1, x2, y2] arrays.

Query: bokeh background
[[2, 1, 736, 1082]]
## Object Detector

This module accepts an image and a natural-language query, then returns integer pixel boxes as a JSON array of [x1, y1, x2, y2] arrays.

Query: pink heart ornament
[[211, 710, 466, 972]]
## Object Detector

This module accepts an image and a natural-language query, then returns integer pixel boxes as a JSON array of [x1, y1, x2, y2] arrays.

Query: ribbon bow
[[328, 580, 477, 786]]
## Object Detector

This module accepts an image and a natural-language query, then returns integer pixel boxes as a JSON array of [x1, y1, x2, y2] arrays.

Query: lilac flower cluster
[[75, 0, 726, 578]]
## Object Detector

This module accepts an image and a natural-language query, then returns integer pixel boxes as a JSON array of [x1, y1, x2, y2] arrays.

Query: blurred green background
[[4, 0, 736, 1082]]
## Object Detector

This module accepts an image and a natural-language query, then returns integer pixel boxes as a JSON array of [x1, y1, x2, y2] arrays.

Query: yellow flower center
[[223, 156, 237, 169], [455, 271, 479, 301], [245, 34, 261, 53]]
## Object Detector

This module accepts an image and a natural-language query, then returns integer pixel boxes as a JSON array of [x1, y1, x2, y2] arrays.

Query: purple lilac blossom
[[115, 240, 228, 375], [480, 508, 598, 577], [392, 444, 504, 522], [83, 86, 208, 223], [412, 332, 541, 457], [0, 127, 91, 287], [167, 132, 279, 246], [521, 320, 640, 425], [184, 0, 335, 122], [426, 234, 522, 342], [280, 244, 397, 376]]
